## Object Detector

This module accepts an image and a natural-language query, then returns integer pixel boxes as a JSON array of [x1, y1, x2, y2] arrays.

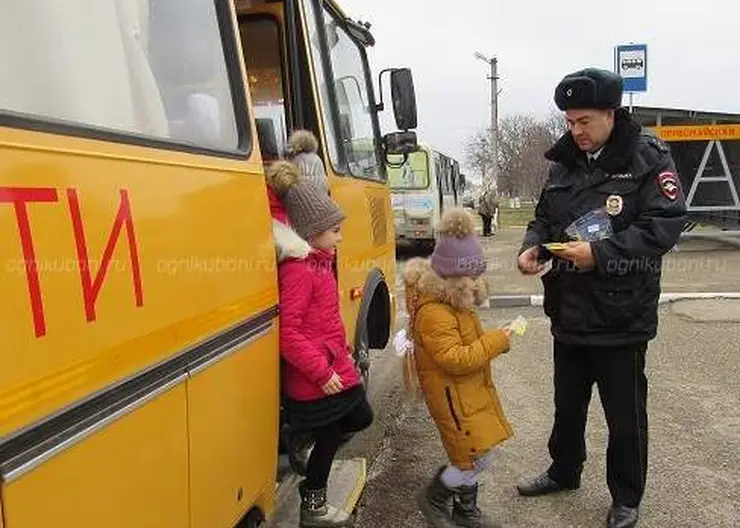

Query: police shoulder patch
[[657, 171, 679, 201], [645, 134, 669, 153]]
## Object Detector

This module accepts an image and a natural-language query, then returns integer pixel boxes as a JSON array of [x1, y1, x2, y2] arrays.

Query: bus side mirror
[[383, 130, 417, 157], [376, 68, 418, 164], [376, 68, 418, 131], [390, 68, 417, 131]]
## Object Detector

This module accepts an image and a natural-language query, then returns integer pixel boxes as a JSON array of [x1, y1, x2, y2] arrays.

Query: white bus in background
[[388, 145, 463, 248]]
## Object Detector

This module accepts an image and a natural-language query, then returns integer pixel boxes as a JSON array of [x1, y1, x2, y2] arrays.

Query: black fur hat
[[554, 68, 624, 111]]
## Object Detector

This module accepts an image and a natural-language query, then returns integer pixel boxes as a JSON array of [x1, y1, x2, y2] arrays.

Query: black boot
[[452, 484, 501, 528], [299, 482, 351, 527], [417, 467, 458, 528], [516, 472, 580, 497], [607, 505, 639, 528]]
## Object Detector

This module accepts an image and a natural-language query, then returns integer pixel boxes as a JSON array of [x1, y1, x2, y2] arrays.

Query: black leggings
[[305, 398, 374, 489]]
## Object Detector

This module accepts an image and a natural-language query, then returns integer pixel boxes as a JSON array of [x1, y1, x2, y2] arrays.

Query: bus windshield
[[388, 150, 429, 189]]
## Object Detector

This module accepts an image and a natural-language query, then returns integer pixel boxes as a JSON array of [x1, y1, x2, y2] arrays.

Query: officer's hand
[[517, 246, 544, 275], [560, 242, 595, 271]]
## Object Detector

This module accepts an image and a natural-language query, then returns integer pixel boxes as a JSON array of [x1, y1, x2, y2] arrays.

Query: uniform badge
[[657, 171, 679, 201], [605, 195, 623, 216]]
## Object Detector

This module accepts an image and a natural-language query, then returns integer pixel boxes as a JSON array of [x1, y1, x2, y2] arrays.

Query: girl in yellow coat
[[403, 208, 512, 528]]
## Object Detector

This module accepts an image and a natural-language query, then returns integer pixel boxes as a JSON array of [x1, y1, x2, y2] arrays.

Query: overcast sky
[[340, 0, 739, 178]]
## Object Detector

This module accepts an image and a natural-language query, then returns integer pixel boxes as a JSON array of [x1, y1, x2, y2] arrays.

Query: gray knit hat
[[282, 180, 346, 240]]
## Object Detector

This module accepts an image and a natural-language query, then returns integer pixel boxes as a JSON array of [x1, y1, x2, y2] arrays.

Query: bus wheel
[[353, 272, 391, 392], [237, 509, 263, 528], [354, 324, 371, 390]]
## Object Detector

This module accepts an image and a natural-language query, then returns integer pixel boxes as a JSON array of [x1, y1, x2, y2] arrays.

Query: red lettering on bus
[[0, 187, 59, 337], [67, 189, 144, 322]]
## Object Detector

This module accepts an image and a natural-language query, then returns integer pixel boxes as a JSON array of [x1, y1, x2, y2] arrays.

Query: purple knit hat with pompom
[[430, 208, 487, 278]]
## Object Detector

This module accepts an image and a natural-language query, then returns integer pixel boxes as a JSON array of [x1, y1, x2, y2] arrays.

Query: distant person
[[516, 68, 686, 528], [285, 129, 330, 195], [477, 186, 499, 236], [403, 208, 516, 528]]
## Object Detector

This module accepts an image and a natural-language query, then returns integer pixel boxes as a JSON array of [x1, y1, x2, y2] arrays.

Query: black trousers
[[547, 341, 648, 508], [480, 214, 493, 236], [305, 398, 374, 489]]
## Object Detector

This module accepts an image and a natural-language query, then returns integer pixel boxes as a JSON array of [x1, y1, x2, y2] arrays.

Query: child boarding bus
[[0, 1, 418, 527], [388, 145, 464, 249]]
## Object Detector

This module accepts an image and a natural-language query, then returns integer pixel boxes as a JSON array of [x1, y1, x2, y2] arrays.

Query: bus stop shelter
[[633, 106, 740, 231]]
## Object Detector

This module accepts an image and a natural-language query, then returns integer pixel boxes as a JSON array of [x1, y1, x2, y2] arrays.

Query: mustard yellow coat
[[404, 258, 512, 470]]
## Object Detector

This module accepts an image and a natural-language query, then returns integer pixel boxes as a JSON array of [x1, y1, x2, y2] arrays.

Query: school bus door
[[237, 1, 418, 380], [298, 0, 397, 369]]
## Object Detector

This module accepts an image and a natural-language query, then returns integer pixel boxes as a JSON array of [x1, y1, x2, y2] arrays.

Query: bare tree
[[545, 110, 568, 139], [463, 131, 494, 182], [464, 112, 566, 199]]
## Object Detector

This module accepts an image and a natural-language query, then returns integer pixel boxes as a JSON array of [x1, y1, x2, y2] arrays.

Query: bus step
[[265, 458, 367, 527]]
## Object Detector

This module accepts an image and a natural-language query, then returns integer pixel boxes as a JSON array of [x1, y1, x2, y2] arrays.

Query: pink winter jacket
[[276, 228, 361, 402]]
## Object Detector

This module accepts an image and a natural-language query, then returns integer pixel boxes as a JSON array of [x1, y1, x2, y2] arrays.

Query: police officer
[[515, 68, 687, 528]]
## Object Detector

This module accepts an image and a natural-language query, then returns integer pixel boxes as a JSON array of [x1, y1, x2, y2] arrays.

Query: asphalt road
[[350, 301, 740, 528], [309, 230, 740, 528]]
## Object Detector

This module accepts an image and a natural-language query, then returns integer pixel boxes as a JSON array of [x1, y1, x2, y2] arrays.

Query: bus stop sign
[[615, 44, 648, 92]]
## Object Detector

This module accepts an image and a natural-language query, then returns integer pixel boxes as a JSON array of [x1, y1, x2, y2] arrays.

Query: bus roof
[[326, 0, 347, 18], [326, 0, 375, 46], [413, 144, 457, 161]]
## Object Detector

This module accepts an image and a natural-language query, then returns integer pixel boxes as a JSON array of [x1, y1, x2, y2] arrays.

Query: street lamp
[[474, 52, 499, 189]]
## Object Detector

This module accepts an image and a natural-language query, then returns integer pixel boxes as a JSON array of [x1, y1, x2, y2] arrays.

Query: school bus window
[[304, 1, 382, 180], [240, 16, 289, 153], [322, 10, 381, 180], [302, 0, 341, 166], [388, 151, 430, 189], [0, 0, 242, 153]]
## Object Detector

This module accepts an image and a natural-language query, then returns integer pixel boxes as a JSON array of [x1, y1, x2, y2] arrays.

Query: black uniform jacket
[[522, 109, 687, 346]]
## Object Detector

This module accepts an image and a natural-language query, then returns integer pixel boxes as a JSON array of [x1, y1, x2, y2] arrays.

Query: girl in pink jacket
[[276, 176, 373, 528]]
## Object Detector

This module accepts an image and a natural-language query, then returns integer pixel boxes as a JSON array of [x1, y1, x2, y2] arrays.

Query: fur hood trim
[[273, 219, 311, 263], [403, 257, 488, 311], [285, 130, 319, 157]]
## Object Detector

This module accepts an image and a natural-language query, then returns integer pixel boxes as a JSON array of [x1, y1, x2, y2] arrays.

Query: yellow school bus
[[0, 1, 417, 527]]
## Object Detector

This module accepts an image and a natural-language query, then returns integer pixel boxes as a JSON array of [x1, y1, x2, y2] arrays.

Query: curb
[[487, 292, 740, 308], [487, 295, 543, 308]]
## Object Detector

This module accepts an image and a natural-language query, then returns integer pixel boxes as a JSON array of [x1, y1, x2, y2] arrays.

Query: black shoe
[[516, 472, 580, 497], [607, 505, 639, 528], [417, 467, 458, 528], [452, 483, 501, 528], [299, 482, 352, 527]]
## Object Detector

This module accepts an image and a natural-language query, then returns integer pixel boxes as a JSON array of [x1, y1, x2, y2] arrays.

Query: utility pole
[[474, 52, 499, 190]]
